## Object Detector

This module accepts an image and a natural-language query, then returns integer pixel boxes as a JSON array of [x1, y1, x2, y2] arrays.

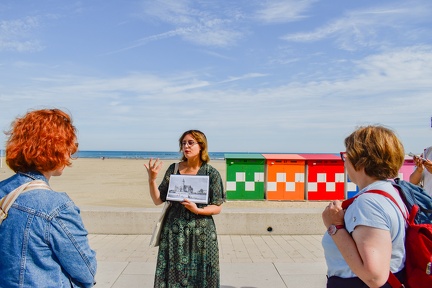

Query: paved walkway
[[90, 234, 327, 288]]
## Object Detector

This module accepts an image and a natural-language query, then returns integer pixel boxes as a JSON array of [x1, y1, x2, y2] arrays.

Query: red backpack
[[342, 180, 432, 288]]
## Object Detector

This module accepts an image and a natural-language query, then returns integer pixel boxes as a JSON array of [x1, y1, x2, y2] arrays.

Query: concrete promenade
[[90, 233, 327, 288], [83, 203, 329, 287]]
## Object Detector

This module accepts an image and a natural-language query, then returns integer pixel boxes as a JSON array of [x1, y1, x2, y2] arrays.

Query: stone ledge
[[80, 206, 324, 235]]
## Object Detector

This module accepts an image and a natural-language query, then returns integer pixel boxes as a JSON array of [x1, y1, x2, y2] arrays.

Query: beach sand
[[0, 158, 326, 209]]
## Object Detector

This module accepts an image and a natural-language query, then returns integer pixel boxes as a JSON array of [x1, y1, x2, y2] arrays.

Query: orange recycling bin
[[262, 154, 306, 200], [299, 154, 345, 201]]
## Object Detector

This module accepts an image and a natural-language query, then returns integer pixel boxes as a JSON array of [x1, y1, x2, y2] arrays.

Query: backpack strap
[[342, 190, 407, 288], [0, 180, 51, 225], [387, 271, 405, 288], [342, 190, 409, 220]]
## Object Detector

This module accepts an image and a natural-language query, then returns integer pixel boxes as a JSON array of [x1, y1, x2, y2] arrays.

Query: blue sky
[[1, 0, 432, 154]]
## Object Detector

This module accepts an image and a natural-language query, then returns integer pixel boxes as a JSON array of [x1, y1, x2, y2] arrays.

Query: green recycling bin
[[224, 153, 265, 200]]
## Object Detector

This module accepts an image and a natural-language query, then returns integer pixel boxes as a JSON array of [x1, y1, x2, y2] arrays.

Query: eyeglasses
[[181, 140, 197, 147], [340, 152, 347, 162]]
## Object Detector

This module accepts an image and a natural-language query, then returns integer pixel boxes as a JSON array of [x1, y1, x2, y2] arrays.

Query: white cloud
[[182, 23, 243, 47], [113, 0, 318, 51], [281, 1, 432, 51], [355, 46, 432, 84], [130, 1, 247, 48], [218, 73, 268, 84], [105, 29, 189, 55], [2, 47, 431, 130], [2, 46, 432, 109], [255, 0, 317, 23], [0, 17, 42, 52]]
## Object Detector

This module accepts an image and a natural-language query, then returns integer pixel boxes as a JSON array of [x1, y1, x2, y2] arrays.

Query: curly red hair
[[5, 109, 78, 173]]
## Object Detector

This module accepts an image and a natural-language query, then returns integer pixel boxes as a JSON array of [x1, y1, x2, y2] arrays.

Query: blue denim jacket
[[0, 172, 97, 287]]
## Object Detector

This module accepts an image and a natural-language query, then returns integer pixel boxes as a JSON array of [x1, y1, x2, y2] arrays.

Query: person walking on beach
[[0, 108, 97, 287], [322, 125, 407, 287], [145, 129, 225, 287], [409, 146, 432, 196]]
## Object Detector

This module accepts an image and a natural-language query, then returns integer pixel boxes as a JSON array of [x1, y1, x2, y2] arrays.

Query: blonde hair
[[344, 125, 404, 179], [178, 130, 210, 163]]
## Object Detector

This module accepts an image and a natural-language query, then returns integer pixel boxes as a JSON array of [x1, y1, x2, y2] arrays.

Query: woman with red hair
[[0, 108, 97, 287]]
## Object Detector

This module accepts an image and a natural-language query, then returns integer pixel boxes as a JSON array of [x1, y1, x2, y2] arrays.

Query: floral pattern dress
[[154, 162, 225, 288]]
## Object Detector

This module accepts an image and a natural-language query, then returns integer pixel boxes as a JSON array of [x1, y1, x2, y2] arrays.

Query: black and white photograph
[[167, 175, 210, 204]]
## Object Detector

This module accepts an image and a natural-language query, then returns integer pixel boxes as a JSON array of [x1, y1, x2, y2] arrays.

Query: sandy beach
[[0, 158, 326, 209]]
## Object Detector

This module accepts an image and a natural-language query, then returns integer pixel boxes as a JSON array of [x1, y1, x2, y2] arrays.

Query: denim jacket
[[0, 172, 97, 287]]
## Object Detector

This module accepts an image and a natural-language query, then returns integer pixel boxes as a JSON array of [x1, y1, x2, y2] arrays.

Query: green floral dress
[[155, 162, 225, 288]]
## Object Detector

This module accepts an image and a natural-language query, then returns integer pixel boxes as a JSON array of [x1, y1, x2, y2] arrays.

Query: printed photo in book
[[167, 175, 210, 204]]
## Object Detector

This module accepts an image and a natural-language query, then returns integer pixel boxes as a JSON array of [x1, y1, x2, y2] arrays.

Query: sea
[[74, 151, 229, 160], [1, 150, 337, 160]]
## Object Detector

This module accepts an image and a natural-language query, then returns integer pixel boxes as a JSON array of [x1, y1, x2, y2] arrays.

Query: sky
[[1, 0, 432, 154]]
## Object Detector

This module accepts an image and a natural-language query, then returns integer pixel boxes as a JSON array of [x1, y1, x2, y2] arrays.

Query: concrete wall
[[80, 206, 324, 235]]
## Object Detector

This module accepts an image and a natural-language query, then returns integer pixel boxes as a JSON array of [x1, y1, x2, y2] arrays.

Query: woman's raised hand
[[144, 158, 163, 181]]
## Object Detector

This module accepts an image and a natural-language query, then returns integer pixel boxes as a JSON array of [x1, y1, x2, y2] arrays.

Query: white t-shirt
[[421, 147, 432, 196], [322, 180, 406, 278]]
